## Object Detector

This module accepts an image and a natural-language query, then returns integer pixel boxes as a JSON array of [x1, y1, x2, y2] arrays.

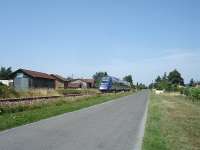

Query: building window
[[16, 73, 24, 78]]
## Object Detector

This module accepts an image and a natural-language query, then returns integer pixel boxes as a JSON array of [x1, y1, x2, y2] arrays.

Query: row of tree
[[149, 69, 185, 91], [189, 78, 200, 87], [92, 72, 147, 89]]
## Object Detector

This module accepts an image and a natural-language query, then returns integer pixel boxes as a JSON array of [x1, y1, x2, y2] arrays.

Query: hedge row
[[180, 87, 200, 101]]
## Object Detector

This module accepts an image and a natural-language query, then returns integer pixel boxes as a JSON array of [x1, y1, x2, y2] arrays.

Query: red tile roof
[[51, 74, 67, 82], [81, 79, 95, 83], [15, 69, 55, 80]]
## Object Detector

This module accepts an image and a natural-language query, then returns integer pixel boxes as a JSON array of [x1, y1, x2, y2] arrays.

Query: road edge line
[[133, 90, 150, 150]]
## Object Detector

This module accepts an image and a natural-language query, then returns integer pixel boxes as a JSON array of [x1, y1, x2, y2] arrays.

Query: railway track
[[0, 94, 84, 103]]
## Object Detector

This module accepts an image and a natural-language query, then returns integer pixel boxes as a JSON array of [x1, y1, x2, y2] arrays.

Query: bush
[[190, 88, 200, 100], [154, 81, 179, 92], [181, 87, 200, 101], [0, 83, 19, 98], [180, 87, 187, 95]]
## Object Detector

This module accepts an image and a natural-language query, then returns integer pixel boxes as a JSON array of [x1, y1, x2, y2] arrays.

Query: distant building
[[178, 85, 185, 88], [65, 79, 95, 89], [51, 74, 67, 89], [195, 84, 200, 88], [12, 69, 55, 90]]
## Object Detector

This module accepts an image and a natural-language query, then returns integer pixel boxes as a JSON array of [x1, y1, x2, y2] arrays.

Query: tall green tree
[[123, 75, 133, 87], [155, 76, 162, 83], [93, 72, 108, 87], [137, 83, 147, 89], [151, 70, 185, 91], [162, 72, 167, 81], [0, 67, 12, 80], [148, 83, 154, 89], [189, 78, 195, 87], [168, 69, 184, 86]]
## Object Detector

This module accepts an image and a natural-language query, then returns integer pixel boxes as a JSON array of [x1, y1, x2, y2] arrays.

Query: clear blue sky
[[0, 0, 200, 84]]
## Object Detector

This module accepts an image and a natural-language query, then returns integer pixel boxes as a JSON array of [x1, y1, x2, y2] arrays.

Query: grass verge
[[0, 92, 132, 131], [142, 93, 200, 150]]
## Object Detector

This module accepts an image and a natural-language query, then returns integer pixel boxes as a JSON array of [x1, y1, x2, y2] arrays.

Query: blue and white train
[[99, 76, 131, 92]]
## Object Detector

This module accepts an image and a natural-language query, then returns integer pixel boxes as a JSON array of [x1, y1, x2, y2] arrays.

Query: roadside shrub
[[181, 87, 200, 101], [155, 82, 180, 92], [180, 87, 190, 96], [0, 83, 19, 98], [190, 88, 200, 100]]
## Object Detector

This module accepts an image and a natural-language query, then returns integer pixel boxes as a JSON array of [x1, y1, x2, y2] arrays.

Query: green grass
[[142, 93, 200, 150], [0, 92, 132, 131]]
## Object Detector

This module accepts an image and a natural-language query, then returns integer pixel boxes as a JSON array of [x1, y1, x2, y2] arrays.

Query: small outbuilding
[[65, 79, 95, 89], [12, 69, 55, 90], [51, 74, 67, 89], [195, 83, 200, 88]]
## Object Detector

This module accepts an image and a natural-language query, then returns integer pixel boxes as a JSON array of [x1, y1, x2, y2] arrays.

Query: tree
[[157, 80, 172, 91], [136, 82, 139, 88], [137, 83, 147, 89], [168, 69, 184, 86], [155, 76, 162, 83], [189, 78, 195, 87], [154, 75, 162, 90], [162, 72, 167, 81], [123, 75, 133, 88], [135, 82, 146, 90], [148, 83, 154, 89], [152, 69, 185, 91], [93, 72, 108, 87], [0, 67, 12, 80]]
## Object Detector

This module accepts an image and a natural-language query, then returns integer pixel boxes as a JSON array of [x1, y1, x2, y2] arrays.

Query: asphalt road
[[0, 90, 149, 150]]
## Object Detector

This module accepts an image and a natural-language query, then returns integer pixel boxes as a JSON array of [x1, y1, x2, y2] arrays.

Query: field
[[142, 93, 200, 150], [0, 91, 132, 131]]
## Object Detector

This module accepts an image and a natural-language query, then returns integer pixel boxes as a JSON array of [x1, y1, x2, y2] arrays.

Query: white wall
[[0, 80, 13, 86]]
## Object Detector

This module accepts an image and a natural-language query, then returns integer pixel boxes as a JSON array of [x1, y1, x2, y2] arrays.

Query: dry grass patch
[[143, 93, 200, 150]]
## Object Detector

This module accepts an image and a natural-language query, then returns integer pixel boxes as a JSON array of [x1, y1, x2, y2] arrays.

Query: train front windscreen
[[99, 77, 111, 91]]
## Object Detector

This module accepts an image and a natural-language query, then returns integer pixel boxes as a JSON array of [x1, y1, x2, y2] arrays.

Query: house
[[65, 79, 95, 89], [194, 82, 200, 88], [12, 69, 55, 90], [51, 74, 67, 89], [195, 84, 200, 88]]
